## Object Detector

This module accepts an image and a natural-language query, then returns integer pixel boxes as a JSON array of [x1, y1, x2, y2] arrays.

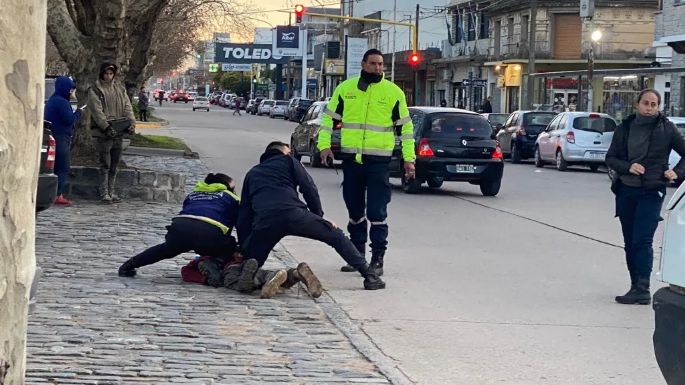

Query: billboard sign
[[215, 43, 288, 64], [345, 37, 368, 79], [273, 26, 301, 57], [222, 63, 252, 72]]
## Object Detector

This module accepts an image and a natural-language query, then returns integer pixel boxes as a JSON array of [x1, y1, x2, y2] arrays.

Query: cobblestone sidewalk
[[27, 155, 391, 385]]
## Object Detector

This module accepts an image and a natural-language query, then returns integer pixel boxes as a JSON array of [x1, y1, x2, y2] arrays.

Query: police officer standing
[[318, 49, 416, 275]]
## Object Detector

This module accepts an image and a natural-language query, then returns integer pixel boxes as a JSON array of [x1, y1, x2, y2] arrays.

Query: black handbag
[[108, 117, 132, 137]]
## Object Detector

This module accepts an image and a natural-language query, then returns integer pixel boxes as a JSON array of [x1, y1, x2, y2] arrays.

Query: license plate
[[447, 164, 475, 173], [587, 151, 606, 160]]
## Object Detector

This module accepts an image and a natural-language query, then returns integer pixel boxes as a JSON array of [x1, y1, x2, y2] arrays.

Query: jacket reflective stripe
[[341, 147, 393, 157], [394, 116, 411, 126], [349, 216, 367, 225], [341, 123, 394, 133], [324, 107, 342, 120], [320, 126, 333, 133], [400, 134, 413, 140], [370, 220, 387, 225]]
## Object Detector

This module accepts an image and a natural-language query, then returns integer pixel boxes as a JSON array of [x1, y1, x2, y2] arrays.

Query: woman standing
[[606, 89, 685, 305], [138, 86, 149, 122]]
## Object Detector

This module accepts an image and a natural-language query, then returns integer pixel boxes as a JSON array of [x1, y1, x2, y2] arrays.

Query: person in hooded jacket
[[237, 141, 386, 291], [44, 76, 83, 206], [118, 173, 246, 288], [606, 88, 685, 305], [88, 63, 136, 203]]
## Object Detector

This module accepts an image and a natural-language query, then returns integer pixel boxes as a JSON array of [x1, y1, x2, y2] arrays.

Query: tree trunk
[[0, 0, 47, 383]]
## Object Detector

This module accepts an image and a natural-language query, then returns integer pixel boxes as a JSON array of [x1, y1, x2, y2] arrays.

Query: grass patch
[[129, 134, 190, 151]]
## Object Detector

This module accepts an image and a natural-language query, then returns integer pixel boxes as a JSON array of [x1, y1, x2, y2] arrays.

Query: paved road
[[151, 102, 669, 385]]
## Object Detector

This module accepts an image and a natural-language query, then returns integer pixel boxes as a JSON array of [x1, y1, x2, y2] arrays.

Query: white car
[[187, 92, 198, 101], [534, 112, 616, 171], [257, 100, 275, 116], [667, 117, 685, 171], [269, 100, 289, 118], [192, 96, 210, 112]]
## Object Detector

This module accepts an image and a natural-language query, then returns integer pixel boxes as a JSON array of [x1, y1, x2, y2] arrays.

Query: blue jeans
[[54, 134, 71, 195], [342, 160, 392, 252], [615, 184, 666, 283]]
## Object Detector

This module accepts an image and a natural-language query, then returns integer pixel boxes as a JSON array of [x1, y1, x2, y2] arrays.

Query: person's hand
[[404, 161, 416, 180], [665, 169, 679, 181], [105, 125, 117, 138], [629, 163, 645, 176], [129, 123, 136, 134], [326, 219, 339, 229], [320, 148, 335, 167]]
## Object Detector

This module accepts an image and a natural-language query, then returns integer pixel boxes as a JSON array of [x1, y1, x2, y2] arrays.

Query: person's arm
[[88, 88, 109, 130], [393, 88, 416, 163], [292, 157, 324, 217], [670, 123, 685, 178], [318, 84, 344, 151], [236, 177, 254, 246], [56, 99, 81, 127], [605, 125, 631, 174]]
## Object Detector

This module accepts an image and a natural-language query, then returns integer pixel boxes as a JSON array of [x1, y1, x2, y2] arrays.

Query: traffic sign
[[221, 63, 252, 72], [208, 64, 219, 73], [463, 78, 487, 87]]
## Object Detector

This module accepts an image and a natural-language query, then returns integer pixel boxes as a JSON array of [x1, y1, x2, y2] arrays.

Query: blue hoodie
[[176, 182, 241, 235], [44, 76, 82, 136]]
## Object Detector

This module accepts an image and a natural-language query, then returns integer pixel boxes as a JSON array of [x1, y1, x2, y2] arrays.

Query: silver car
[[257, 100, 275, 116], [534, 112, 617, 171], [269, 100, 289, 118]]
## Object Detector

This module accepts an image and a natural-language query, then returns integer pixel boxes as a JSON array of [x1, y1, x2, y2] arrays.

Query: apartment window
[[455, 14, 463, 42], [494, 19, 501, 56], [467, 14, 476, 41], [521, 15, 529, 42], [480, 13, 490, 38], [507, 17, 515, 44]]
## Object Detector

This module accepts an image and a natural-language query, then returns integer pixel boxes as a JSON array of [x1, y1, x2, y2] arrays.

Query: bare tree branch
[[46, 0, 88, 73]]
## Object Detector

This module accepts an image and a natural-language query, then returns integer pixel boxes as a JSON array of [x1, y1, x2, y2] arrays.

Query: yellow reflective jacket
[[318, 75, 415, 162]]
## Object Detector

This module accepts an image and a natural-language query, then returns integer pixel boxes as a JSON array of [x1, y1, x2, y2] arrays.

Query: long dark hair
[[205, 173, 234, 191]]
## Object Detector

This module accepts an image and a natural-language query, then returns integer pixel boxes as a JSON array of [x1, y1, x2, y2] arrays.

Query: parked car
[[248, 98, 263, 114], [288, 98, 313, 121], [257, 100, 275, 115], [270, 100, 289, 118], [153, 89, 168, 101], [172, 91, 189, 103], [187, 91, 198, 101], [481, 113, 509, 135], [290, 101, 342, 167], [192, 96, 210, 112], [534, 112, 616, 171], [37, 120, 58, 212], [388, 107, 504, 196], [496, 110, 557, 163]]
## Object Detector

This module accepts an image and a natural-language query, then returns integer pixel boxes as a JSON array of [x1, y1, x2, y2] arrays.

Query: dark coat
[[44, 76, 81, 137], [138, 91, 149, 110], [237, 149, 323, 245]]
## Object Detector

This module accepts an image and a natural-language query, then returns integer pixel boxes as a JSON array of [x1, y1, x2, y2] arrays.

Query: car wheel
[[511, 142, 522, 164], [427, 177, 443, 188], [291, 138, 302, 161], [589, 164, 599, 172], [192, 108, 195, 111], [534, 146, 544, 168], [556, 150, 568, 171], [480, 178, 501, 196], [309, 142, 322, 168], [402, 174, 422, 194]]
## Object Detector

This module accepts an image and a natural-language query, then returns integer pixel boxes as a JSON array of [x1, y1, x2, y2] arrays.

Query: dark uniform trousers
[[129, 217, 237, 268], [342, 159, 391, 252], [241, 208, 367, 270]]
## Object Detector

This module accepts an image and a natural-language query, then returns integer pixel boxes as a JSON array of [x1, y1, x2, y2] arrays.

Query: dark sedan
[[496, 110, 557, 163], [290, 101, 341, 167]]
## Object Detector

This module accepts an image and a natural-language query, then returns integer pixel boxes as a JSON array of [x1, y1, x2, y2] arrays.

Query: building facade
[[655, 0, 685, 116]]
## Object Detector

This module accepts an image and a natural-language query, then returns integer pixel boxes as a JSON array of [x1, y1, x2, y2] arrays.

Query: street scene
[[3, 0, 685, 384]]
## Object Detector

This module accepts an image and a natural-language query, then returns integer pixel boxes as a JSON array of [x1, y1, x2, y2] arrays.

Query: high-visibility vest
[[318, 75, 416, 163]]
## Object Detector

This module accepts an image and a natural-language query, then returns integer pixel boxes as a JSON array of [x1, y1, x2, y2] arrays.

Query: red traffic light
[[295, 4, 305, 14], [409, 53, 420, 65]]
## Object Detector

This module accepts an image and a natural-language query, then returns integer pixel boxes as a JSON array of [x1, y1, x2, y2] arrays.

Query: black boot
[[234, 259, 259, 293], [370, 249, 385, 276], [341, 242, 365, 272], [359, 264, 386, 290], [198, 258, 223, 287], [615, 277, 651, 305], [118, 258, 137, 277]]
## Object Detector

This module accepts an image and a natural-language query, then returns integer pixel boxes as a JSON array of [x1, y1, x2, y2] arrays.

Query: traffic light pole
[[413, 4, 419, 106], [301, 29, 308, 99]]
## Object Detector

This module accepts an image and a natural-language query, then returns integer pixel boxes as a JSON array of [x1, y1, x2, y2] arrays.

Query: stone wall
[[66, 166, 186, 203]]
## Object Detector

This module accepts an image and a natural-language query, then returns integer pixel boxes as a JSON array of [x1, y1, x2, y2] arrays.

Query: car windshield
[[487, 114, 508, 126], [263, 101, 274, 106], [572, 116, 616, 133], [276, 101, 288, 106], [424, 113, 493, 139]]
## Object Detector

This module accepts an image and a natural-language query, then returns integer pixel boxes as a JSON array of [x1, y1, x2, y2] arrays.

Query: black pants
[[615, 185, 666, 284], [241, 209, 367, 270], [129, 218, 237, 269], [140, 109, 148, 122], [342, 160, 391, 251], [54, 134, 71, 195], [96, 137, 123, 181]]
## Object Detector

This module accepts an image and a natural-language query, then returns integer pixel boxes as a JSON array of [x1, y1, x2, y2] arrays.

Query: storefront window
[[544, 77, 579, 112], [602, 76, 652, 121]]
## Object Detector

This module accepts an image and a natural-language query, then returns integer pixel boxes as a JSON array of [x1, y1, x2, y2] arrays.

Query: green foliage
[[129, 133, 190, 151], [213, 71, 252, 96]]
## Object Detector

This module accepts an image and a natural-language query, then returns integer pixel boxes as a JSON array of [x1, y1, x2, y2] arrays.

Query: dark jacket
[[237, 149, 323, 244], [44, 76, 81, 137], [138, 91, 149, 110], [606, 113, 685, 189], [482, 100, 493, 113], [176, 181, 240, 235]]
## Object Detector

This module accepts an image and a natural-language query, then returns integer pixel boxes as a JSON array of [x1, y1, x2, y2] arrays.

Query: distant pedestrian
[[233, 98, 242, 116], [118, 173, 242, 288], [606, 88, 685, 305], [88, 62, 136, 203], [440, 99, 447, 107], [236, 141, 385, 291], [138, 86, 149, 122], [44, 76, 83, 206], [482, 96, 493, 113]]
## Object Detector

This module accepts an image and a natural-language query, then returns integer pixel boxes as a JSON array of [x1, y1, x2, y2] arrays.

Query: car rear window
[[523, 113, 556, 126], [572, 116, 616, 133], [487, 114, 508, 126], [276, 101, 288, 106], [300, 99, 313, 107], [423, 113, 493, 139], [196, 97, 208, 101], [263, 101, 274, 105]]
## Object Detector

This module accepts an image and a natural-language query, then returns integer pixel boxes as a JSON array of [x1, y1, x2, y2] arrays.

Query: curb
[[124, 146, 196, 158], [273, 244, 416, 385]]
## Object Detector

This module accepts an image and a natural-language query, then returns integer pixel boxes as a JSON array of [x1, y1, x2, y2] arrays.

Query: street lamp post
[[587, 28, 602, 112]]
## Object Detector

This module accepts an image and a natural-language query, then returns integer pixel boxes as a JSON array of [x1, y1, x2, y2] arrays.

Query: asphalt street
[[150, 101, 671, 385]]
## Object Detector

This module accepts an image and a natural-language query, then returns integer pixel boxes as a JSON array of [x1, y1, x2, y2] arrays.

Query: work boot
[[615, 277, 651, 305], [260, 270, 288, 299], [359, 264, 386, 290], [118, 258, 137, 277], [341, 242, 365, 272], [295, 262, 322, 298], [234, 259, 259, 293], [198, 258, 223, 287], [370, 249, 385, 277], [108, 177, 122, 203], [99, 173, 112, 203]]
